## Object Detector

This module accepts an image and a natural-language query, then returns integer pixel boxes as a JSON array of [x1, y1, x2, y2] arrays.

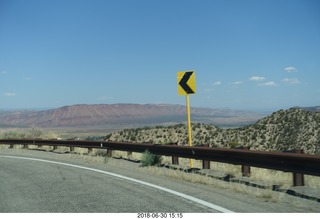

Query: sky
[[1, 0, 320, 111]]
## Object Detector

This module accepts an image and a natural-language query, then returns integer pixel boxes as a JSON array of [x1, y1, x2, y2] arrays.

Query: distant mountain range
[[0, 104, 268, 128], [294, 106, 320, 112]]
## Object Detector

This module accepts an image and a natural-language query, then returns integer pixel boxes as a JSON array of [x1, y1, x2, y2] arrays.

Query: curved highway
[[0, 149, 318, 213]]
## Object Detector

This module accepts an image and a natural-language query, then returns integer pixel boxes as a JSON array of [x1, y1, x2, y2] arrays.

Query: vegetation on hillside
[[0, 127, 59, 139], [105, 108, 320, 154]]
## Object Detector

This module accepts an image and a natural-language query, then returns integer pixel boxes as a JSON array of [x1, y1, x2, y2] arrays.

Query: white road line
[[0, 155, 234, 213]]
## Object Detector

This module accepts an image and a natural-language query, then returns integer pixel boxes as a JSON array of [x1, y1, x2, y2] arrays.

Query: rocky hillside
[[106, 108, 320, 154], [0, 104, 265, 128]]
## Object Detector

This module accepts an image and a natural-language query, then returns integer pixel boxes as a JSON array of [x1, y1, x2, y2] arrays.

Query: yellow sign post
[[177, 71, 196, 167]]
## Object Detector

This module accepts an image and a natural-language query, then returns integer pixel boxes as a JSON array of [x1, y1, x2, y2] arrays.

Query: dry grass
[[0, 145, 9, 149], [250, 168, 292, 189], [305, 175, 320, 189], [95, 150, 320, 189], [144, 165, 287, 203]]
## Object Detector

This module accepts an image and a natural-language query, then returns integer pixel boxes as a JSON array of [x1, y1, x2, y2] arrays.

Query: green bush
[[140, 149, 162, 167], [229, 142, 241, 148]]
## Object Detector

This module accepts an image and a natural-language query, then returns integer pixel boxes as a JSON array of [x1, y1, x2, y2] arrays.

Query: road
[[0, 149, 319, 213]]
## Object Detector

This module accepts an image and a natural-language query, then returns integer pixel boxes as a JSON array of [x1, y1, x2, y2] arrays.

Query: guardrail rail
[[1, 138, 319, 187]]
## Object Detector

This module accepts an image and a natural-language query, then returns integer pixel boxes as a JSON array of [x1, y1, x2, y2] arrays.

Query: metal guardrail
[[1, 139, 320, 184]]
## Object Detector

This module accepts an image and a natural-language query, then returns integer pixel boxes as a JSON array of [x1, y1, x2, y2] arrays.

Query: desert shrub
[[1, 130, 27, 139], [104, 133, 112, 140], [229, 142, 241, 148], [0, 128, 60, 140], [85, 136, 105, 141], [140, 149, 162, 167], [95, 149, 109, 157], [28, 127, 43, 138]]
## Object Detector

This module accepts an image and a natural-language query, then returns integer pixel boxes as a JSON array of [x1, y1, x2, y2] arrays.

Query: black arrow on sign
[[179, 71, 195, 94]]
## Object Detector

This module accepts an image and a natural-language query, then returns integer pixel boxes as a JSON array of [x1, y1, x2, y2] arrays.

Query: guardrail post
[[70, 146, 74, 152], [293, 149, 305, 186], [172, 156, 179, 165], [169, 143, 179, 165], [202, 144, 210, 169], [241, 146, 251, 177], [294, 149, 304, 186], [23, 144, 28, 149], [9, 144, 14, 149], [107, 149, 113, 157], [283, 149, 305, 186], [293, 171, 304, 187]]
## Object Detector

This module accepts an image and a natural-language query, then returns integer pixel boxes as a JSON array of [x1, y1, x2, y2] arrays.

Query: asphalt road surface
[[0, 149, 319, 213]]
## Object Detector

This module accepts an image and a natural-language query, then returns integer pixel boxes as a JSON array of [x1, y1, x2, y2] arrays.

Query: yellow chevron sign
[[177, 71, 196, 95]]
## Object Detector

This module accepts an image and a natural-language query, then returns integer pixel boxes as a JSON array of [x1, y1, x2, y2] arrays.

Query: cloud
[[258, 81, 277, 86], [232, 81, 243, 85], [213, 81, 222, 85], [202, 81, 222, 93], [249, 76, 266, 81], [4, 92, 16, 97], [1, 71, 7, 75], [284, 66, 297, 73], [282, 78, 301, 84]]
